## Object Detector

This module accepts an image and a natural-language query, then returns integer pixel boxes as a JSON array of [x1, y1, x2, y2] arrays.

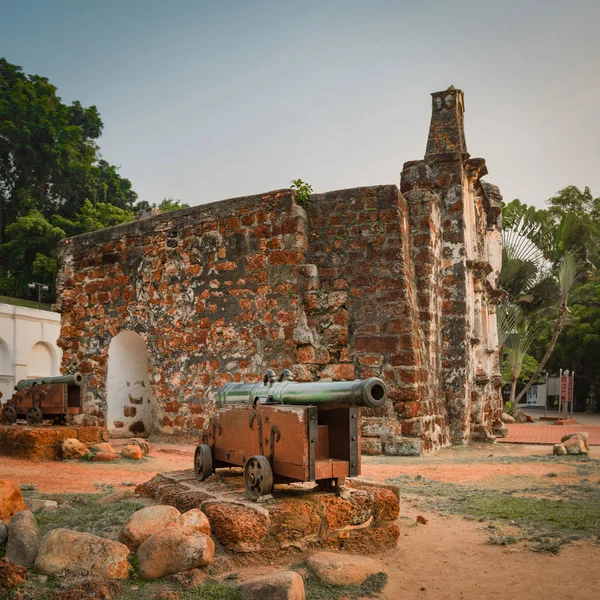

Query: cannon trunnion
[[195, 371, 388, 500], [1, 373, 84, 426]]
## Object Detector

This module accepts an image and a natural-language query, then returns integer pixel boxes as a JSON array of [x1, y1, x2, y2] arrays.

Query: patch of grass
[[34, 495, 145, 538], [0, 295, 53, 311], [392, 474, 600, 548], [295, 564, 388, 600], [530, 538, 564, 554], [488, 535, 518, 546], [180, 582, 241, 600]]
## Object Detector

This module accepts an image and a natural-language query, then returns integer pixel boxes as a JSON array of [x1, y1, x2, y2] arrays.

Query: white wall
[[0, 304, 62, 402]]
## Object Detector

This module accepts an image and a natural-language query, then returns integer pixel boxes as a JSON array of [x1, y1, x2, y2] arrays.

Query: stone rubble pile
[[59, 436, 151, 461]]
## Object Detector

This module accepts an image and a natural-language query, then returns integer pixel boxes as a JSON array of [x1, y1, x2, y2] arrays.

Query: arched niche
[[106, 331, 153, 438], [28, 342, 57, 379], [0, 338, 13, 402]]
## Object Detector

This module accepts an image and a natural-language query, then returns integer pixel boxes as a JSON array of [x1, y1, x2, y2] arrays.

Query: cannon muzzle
[[217, 372, 387, 409], [15, 372, 83, 391]]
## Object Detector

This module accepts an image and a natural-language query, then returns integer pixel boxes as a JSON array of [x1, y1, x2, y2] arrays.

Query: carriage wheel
[[244, 455, 273, 501], [26, 407, 43, 425], [317, 477, 344, 492], [2, 405, 17, 424], [194, 444, 214, 481]]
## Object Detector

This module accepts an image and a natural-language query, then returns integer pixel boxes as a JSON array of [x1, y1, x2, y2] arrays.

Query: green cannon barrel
[[15, 372, 83, 391], [217, 376, 387, 409]]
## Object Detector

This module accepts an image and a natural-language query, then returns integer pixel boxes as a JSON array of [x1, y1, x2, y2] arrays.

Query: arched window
[[28, 342, 56, 378]]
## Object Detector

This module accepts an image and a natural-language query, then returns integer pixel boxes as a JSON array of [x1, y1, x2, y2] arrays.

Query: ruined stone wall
[[56, 190, 308, 437], [56, 88, 505, 453]]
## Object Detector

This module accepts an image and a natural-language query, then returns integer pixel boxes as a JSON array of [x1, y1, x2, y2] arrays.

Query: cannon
[[1, 373, 84, 425], [194, 370, 388, 500]]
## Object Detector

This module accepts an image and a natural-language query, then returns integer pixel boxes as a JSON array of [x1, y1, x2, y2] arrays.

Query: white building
[[0, 304, 62, 402]]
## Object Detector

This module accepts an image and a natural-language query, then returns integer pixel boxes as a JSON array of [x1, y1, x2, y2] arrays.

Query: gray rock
[[553, 443, 567, 456], [501, 412, 515, 424], [6, 510, 41, 567], [0, 521, 8, 546]]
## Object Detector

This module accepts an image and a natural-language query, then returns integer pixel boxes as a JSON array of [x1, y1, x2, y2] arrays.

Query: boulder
[[6, 510, 41, 567], [561, 432, 589, 448], [92, 452, 121, 462], [119, 505, 181, 549], [62, 438, 89, 459], [0, 521, 7, 546], [128, 438, 151, 456], [137, 526, 214, 580], [0, 480, 28, 523], [30, 499, 58, 512], [562, 435, 588, 455], [97, 488, 137, 505], [177, 509, 211, 536], [239, 571, 305, 600], [514, 411, 528, 424], [90, 442, 115, 454], [306, 552, 384, 586], [501, 412, 515, 424], [553, 443, 567, 456], [0, 557, 28, 590], [121, 445, 143, 460], [35, 529, 131, 579]]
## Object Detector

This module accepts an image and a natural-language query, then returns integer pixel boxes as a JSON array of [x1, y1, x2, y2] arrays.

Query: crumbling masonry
[[56, 89, 506, 455]]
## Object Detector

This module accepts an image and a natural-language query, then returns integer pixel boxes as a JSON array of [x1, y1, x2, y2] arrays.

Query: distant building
[[0, 304, 62, 401]]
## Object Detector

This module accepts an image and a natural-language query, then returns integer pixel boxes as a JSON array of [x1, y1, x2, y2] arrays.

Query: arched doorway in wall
[[28, 342, 57, 378], [106, 331, 153, 438], [0, 338, 13, 402]]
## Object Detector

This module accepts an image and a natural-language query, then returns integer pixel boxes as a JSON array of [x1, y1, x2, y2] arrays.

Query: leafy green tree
[[156, 198, 189, 212], [52, 199, 134, 237]]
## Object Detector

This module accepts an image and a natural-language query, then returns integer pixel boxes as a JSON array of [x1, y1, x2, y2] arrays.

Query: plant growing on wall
[[290, 179, 313, 210]]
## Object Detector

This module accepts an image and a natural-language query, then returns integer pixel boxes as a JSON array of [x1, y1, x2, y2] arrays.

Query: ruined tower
[[55, 89, 505, 453]]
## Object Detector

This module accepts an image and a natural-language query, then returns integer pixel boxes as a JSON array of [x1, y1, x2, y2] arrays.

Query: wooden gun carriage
[[1, 373, 84, 425], [194, 370, 387, 500]]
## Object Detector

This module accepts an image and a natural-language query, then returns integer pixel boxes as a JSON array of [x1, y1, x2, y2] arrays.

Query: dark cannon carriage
[[1, 373, 84, 425], [194, 370, 387, 500]]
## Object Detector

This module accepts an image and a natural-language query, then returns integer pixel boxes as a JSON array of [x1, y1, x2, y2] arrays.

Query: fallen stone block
[[561, 432, 589, 449], [90, 442, 115, 454], [6, 510, 41, 567], [92, 451, 121, 462], [121, 445, 143, 460], [0, 479, 28, 523], [62, 438, 88, 459], [137, 526, 214, 580], [119, 505, 181, 549], [307, 551, 384, 586], [501, 412, 515, 424], [239, 570, 305, 600], [35, 528, 131, 579]]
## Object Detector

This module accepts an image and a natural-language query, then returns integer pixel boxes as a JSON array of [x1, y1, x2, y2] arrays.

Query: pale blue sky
[[2, 0, 599, 209]]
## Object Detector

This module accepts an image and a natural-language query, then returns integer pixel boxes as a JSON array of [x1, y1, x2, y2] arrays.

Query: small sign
[[560, 374, 567, 404], [568, 373, 574, 403]]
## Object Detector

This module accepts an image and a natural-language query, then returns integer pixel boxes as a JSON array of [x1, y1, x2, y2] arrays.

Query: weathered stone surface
[[90, 442, 115, 453], [0, 557, 28, 590], [121, 445, 143, 460], [269, 500, 321, 543], [501, 412, 515, 424], [62, 438, 88, 459], [119, 505, 181, 549], [239, 571, 305, 600], [177, 508, 211, 536], [561, 432, 589, 448], [321, 489, 373, 530], [0, 480, 28, 523], [49, 577, 122, 600], [97, 488, 137, 505], [553, 443, 567, 456], [6, 510, 41, 567], [35, 529, 131, 579], [307, 552, 383, 585], [30, 499, 58, 511], [135, 473, 173, 498], [202, 502, 268, 551], [128, 438, 151, 455], [137, 526, 214, 580], [562, 435, 588, 455], [92, 451, 121, 462]]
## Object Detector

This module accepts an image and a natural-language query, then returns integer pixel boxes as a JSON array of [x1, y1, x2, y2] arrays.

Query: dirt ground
[[2, 439, 599, 600]]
